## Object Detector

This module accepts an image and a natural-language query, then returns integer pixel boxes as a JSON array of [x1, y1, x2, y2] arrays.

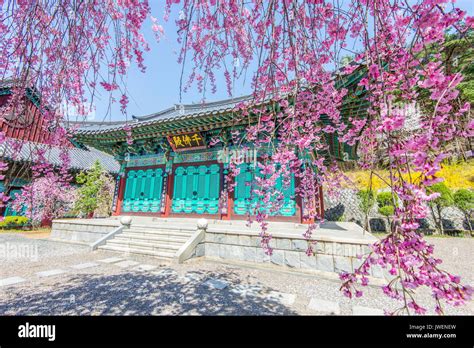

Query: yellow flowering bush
[[0, 216, 30, 228], [343, 160, 474, 191]]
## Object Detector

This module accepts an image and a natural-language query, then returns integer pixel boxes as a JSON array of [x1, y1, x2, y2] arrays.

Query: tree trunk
[[437, 206, 444, 235], [364, 212, 372, 233], [430, 205, 441, 234], [464, 211, 473, 236], [40, 217, 52, 227]]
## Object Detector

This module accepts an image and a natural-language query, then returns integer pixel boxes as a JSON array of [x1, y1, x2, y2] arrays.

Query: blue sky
[[89, 0, 474, 123]]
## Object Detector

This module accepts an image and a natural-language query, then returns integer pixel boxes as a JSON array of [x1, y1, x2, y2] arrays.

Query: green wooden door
[[122, 168, 164, 213], [233, 163, 296, 217], [171, 164, 220, 214], [233, 163, 254, 215]]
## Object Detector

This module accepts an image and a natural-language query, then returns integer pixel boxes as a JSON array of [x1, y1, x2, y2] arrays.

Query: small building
[[0, 80, 119, 216]]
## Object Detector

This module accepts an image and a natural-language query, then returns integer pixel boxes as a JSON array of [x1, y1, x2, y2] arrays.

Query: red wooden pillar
[[113, 175, 126, 216], [220, 165, 233, 220], [318, 184, 324, 219], [162, 171, 174, 217], [300, 184, 324, 224], [222, 190, 233, 220], [301, 199, 314, 224]]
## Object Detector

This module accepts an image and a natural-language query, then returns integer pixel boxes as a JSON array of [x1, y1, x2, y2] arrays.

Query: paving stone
[[307, 298, 340, 315], [0, 276, 26, 287], [155, 269, 178, 277], [352, 305, 384, 315], [267, 291, 296, 305], [133, 264, 158, 272], [180, 272, 203, 282], [36, 269, 67, 278], [230, 284, 264, 297], [70, 262, 99, 270], [97, 257, 124, 264], [114, 260, 140, 268], [203, 278, 229, 290]]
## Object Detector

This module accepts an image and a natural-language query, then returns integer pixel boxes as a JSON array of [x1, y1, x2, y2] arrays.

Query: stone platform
[[51, 217, 380, 276]]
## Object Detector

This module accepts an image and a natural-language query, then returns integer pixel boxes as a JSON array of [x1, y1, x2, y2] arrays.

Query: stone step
[[118, 232, 190, 244], [129, 224, 196, 233], [98, 244, 176, 259], [104, 239, 182, 251], [125, 231, 192, 243], [125, 229, 194, 238], [123, 227, 196, 236]]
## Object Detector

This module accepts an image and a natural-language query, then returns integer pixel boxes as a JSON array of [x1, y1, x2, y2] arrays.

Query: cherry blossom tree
[[165, 0, 473, 315], [10, 144, 75, 226], [1, 0, 473, 314], [11, 171, 75, 226]]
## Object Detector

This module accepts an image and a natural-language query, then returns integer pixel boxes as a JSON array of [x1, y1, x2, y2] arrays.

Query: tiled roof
[[0, 138, 120, 173], [72, 65, 367, 137], [73, 94, 254, 135], [67, 119, 128, 132], [133, 94, 253, 121]]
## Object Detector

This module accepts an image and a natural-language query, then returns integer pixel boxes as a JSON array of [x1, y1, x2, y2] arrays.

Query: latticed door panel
[[150, 168, 164, 213], [122, 170, 136, 212], [131, 170, 145, 212], [207, 164, 220, 214], [233, 163, 253, 215], [233, 163, 296, 217], [122, 168, 164, 213], [171, 164, 221, 214]]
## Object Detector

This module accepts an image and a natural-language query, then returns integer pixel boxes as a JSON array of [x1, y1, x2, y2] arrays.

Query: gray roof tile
[[0, 138, 120, 173], [73, 94, 254, 135]]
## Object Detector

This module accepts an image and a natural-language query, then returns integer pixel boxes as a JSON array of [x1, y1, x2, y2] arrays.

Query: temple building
[[73, 68, 367, 224], [0, 80, 119, 216]]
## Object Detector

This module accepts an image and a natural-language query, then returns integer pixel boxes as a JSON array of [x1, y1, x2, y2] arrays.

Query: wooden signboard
[[167, 132, 206, 152]]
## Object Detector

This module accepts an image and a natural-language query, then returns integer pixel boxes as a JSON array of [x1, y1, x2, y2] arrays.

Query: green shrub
[[378, 205, 395, 217], [376, 191, 394, 208], [428, 183, 454, 208], [427, 182, 454, 234], [74, 160, 114, 217], [357, 189, 375, 232], [0, 216, 30, 228], [453, 189, 474, 232], [376, 191, 397, 231], [453, 189, 474, 212], [357, 189, 375, 213]]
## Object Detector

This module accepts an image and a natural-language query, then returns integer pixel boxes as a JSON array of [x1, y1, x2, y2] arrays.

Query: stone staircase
[[98, 224, 195, 260]]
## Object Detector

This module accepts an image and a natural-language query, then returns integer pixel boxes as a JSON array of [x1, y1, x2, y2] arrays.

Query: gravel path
[[0, 233, 472, 315], [426, 236, 474, 285]]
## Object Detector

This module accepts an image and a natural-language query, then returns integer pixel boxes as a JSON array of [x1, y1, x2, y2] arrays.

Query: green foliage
[[336, 214, 346, 222], [376, 191, 394, 208], [340, 55, 353, 67], [444, 30, 474, 103], [453, 189, 474, 213], [422, 30, 474, 104], [378, 205, 395, 217], [74, 161, 115, 217], [357, 189, 375, 214], [0, 216, 30, 228], [427, 182, 454, 234], [428, 183, 454, 208], [376, 191, 397, 218]]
